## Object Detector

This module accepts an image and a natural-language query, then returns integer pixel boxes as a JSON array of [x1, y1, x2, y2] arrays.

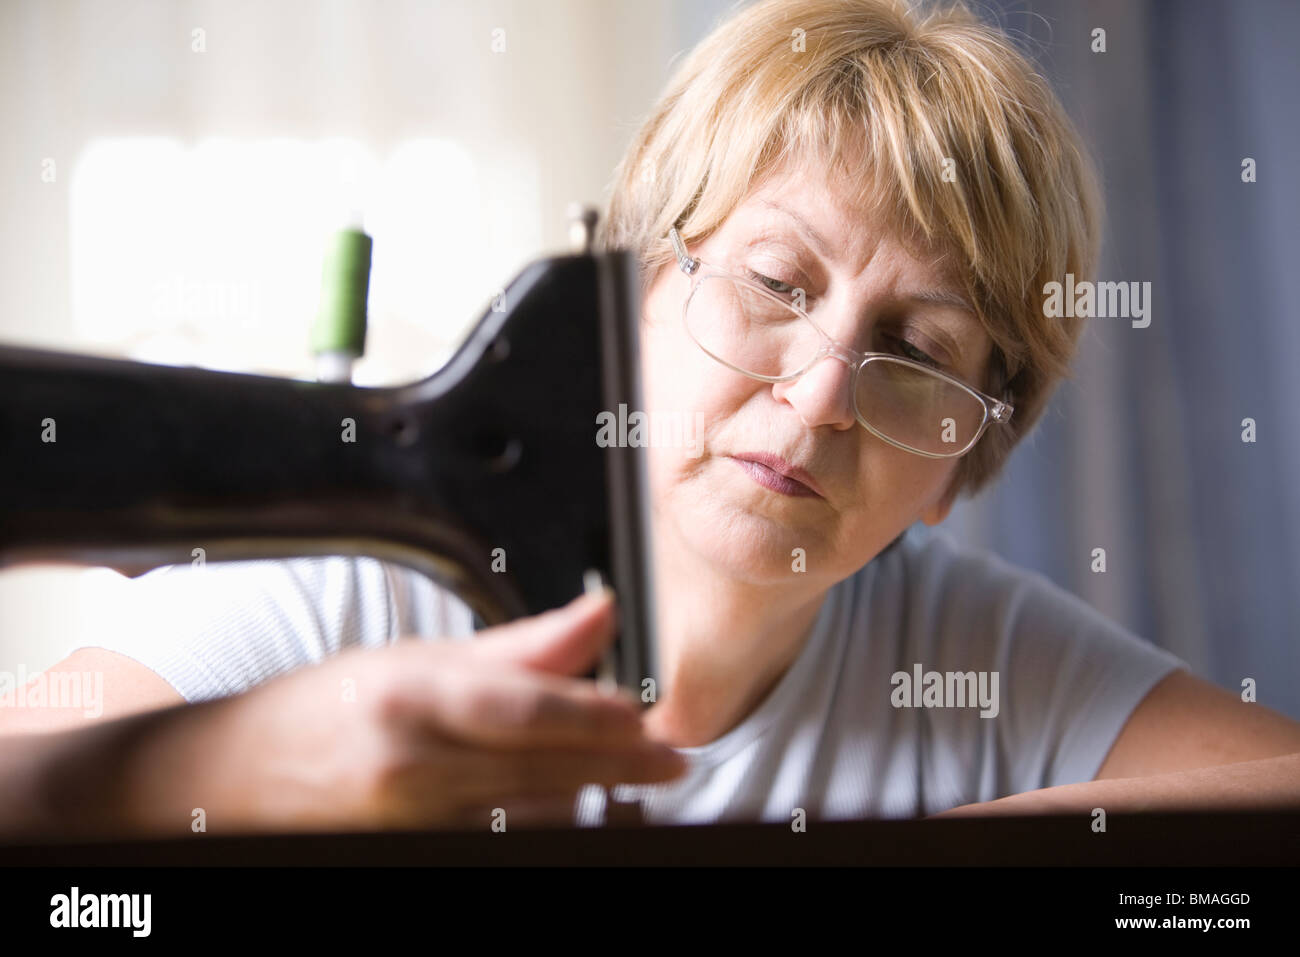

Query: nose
[[770, 350, 859, 432]]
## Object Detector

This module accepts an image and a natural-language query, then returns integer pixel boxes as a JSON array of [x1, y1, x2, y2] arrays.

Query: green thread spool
[[311, 227, 372, 377]]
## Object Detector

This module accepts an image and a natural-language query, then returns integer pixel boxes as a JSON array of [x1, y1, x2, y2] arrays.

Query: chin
[[688, 529, 797, 583], [667, 477, 827, 583]]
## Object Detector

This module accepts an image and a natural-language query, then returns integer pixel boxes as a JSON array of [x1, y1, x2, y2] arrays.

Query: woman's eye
[[885, 333, 942, 370], [744, 269, 798, 296]]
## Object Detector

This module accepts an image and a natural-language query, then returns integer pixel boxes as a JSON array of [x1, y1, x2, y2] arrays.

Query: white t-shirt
[[73, 525, 1186, 824]]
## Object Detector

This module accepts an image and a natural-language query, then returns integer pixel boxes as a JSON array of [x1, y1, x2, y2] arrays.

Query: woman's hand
[[27, 590, 685, 838]]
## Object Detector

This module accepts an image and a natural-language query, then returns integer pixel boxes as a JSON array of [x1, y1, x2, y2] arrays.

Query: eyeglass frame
[[668, 226, 1014, 460]]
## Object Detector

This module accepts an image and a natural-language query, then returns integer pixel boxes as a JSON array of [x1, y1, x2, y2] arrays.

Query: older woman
[[4, 0, 1299, 836]]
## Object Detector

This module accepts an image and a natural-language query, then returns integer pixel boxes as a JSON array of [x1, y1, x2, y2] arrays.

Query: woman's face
[[639, 159, 994, 587]]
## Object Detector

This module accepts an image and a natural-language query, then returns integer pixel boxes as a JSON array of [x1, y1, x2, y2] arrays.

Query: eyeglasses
[[668, 227, 1013, 459]]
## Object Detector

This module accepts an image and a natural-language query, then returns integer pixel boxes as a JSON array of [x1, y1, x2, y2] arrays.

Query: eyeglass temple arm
[[669, 227, 698, 275]]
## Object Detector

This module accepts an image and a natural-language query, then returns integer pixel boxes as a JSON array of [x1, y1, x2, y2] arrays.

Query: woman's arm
[[1093, 669, 1300, 777], [933, 670, 1300, 817], [0, 593, 685, 840], [0, 648, 186, 734], [0, 699, 228, 839], [931, 752, 1300, 817]]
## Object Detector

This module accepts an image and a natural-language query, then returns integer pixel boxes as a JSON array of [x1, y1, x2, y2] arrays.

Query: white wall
[[0, 0, 734, 673]]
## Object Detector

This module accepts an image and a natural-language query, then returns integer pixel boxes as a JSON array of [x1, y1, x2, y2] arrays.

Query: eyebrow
[[757, 199, 833, 259], [754, 199, 981, 373], [758, 199, 975, 314], [904, 288, 977, 315]]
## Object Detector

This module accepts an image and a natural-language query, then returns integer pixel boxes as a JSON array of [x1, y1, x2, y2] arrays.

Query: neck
[[639, 519, 830, 748]]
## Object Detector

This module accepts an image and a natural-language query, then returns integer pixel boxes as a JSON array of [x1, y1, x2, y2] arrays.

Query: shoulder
[[128, 555, 474, 641], [79, 555, 475, 702], [848, 524, 1052, 647], [851, 524, 1186, 789], [877, 524, 1163, 655], [130, 555, 398, 641], [884, 524, 1186, 676]]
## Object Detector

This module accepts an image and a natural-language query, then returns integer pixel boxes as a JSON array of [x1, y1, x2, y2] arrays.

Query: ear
[[918, 479, 958, 527]]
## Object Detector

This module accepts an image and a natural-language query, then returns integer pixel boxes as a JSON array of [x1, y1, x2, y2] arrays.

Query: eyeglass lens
[[686, 274, 986, 455]]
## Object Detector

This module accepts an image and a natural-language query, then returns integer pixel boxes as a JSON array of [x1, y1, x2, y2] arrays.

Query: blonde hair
[[599, 0, 1103, 502]]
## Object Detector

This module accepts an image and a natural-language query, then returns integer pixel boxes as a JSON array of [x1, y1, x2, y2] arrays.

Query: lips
[[730, 452, 825, 499]]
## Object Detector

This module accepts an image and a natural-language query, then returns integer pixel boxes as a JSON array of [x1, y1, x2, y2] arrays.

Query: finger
[[468, 590, 617, 676], [444, 792, 582, 832], [415, 665, 647, 749], [444, 741, 689, 803]]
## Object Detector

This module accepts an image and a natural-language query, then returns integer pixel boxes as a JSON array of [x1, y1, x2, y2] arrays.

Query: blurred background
[[1, 0, 1296, 717]]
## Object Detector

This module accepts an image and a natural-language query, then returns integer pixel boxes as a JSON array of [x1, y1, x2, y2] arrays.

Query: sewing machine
[[0, 210, 657, 697]]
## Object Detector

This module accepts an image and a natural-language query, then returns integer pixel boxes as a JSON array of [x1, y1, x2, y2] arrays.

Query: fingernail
[[569, 586, 615, 615]]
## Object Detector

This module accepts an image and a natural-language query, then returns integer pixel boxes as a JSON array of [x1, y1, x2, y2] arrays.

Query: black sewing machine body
[[0, 248, 656, 692]]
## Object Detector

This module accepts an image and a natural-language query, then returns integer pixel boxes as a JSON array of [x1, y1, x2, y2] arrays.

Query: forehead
[[711, 157, 995, 388], [726, 157, 965, 287]]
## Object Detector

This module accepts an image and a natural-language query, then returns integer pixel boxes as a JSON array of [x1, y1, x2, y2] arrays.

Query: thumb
[[469, 589, 617, 676]]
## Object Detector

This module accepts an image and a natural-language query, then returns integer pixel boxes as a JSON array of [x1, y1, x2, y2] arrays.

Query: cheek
[[640, 312, 747, 429], [852, 441, 957, 518], [638, 325, 746, 509]]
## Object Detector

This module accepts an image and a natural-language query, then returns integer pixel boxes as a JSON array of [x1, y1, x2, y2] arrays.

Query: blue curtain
[[941, 0, 1300, 718]]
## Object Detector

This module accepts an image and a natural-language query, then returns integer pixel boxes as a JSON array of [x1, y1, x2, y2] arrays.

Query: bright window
[[69, 137, 539, 384]]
